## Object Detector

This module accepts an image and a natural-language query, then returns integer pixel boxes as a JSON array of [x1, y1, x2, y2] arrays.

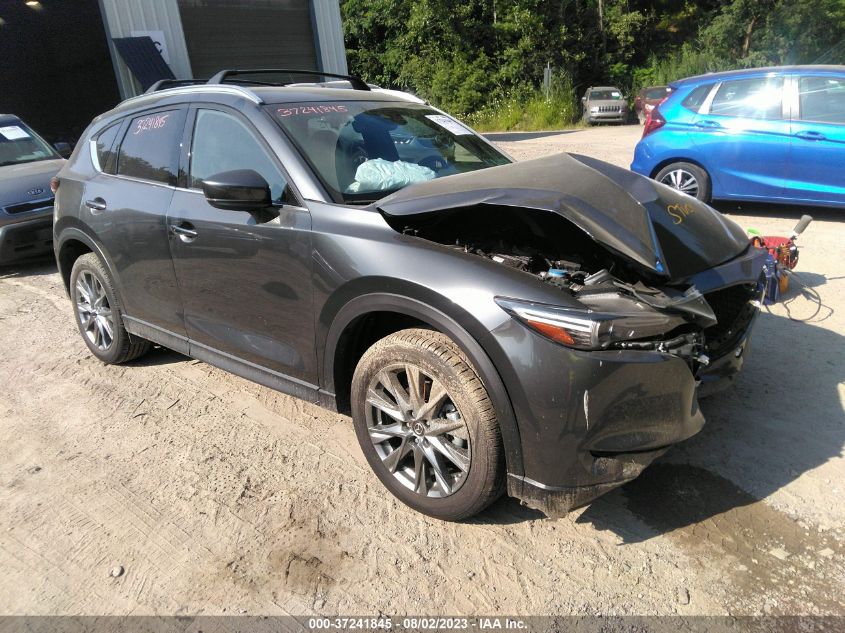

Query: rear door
[[786, 73, 845, 205], [691, 75, 791, 200], [167, 104, 315, 385], [80, 107, 188, 340]]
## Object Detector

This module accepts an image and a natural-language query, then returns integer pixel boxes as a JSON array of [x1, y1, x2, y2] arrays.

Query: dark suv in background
[[53, 70, 765, 520]]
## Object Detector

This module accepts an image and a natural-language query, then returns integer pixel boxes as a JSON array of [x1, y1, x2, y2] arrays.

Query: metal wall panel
[[99, 0, 193, 98], [176, 0, 318, 79], [310, 0, 348, 74]]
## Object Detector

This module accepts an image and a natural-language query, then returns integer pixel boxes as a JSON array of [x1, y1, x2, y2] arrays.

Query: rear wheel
[[655, 161, 712, 202], [351, 329, 504, 520], [70, 253, 150, 364]]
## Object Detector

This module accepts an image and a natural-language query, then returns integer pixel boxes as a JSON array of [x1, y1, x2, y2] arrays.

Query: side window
[[189, 109, 296, 205], [95, 123, 120, 174], [799, 75, 845, 125], [682, 84, 712, 113], [710, 76, 784, 120], [116, 110, 181, 184]]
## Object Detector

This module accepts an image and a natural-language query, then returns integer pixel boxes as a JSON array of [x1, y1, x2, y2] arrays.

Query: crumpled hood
[[378, 153, 749, 280], [0, 158, 64, 208]]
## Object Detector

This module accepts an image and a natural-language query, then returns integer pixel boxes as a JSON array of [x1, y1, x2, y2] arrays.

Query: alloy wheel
[[659, 168, 699, 197], [365, 363, 471, 498], [75, 271, 114, 351]]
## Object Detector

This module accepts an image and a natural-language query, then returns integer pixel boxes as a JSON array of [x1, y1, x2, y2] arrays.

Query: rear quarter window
[[681, 84, 713, 113], [116, 110, 183, 185], [94, 123, 120, 174]]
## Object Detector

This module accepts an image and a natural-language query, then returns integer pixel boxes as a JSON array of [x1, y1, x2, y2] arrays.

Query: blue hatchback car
[[631, 65, 845, 208]]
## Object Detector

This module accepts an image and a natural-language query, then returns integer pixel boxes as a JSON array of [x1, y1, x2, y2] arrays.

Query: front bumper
[[587, 111, 627, 123], [495, 295, 759, 517], [0, 214, 54, 265]]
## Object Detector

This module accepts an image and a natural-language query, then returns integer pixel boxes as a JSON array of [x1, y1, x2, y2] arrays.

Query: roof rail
[[208, 69, 371, 91], [121, 84, 264, 107], [145, 78, 207, 94]]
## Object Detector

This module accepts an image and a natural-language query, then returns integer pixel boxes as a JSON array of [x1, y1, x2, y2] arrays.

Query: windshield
[[589, 89, 623, 101], [0, 122, 58, 167], [268, 101, 511, 204]]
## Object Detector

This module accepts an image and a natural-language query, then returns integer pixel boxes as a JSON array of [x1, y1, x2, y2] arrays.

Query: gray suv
[[53, 70, 765, 521], [0, 115, 66, 265], [582, 86, 629, 124]]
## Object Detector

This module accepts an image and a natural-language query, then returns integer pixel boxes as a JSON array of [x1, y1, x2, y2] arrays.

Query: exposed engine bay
[[385, 204, 761, 368]]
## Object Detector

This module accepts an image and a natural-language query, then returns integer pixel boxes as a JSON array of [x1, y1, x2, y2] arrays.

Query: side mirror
[[54, 142, 72, 158], [581, 96, 587, 102], [201, 169, 271, 212]]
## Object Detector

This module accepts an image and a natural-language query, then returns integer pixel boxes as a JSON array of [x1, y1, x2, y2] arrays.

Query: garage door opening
[[0, 0, 121, 145]]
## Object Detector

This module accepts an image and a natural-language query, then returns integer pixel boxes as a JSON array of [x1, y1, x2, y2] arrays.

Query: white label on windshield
[[0, 125, 31, 140], [426, 114, 473, 136], [611, 91, 621, 98]]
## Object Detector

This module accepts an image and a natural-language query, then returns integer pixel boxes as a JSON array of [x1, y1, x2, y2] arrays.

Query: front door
[[167, 105, 316, 385], [787, 74, 845, 206]]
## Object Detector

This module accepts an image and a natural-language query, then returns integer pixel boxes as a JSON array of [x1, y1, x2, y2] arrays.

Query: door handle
[[169, 223, 198, 241], [796, 130, 826, 141], [695, 120, 721, 129], [84, 198, 107, 211]]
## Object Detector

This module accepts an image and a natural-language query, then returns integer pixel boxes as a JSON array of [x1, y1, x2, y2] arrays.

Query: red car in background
[[634, 85, 671, 124]]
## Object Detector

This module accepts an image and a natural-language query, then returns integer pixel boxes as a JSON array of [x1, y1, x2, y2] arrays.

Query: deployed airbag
[[346, 159, 436, 193]]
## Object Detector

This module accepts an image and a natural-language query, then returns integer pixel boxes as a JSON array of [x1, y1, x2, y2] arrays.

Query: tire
[[69, 252, 150, 364], [654, 161, 712, 203], [351, 328, 505, 520]]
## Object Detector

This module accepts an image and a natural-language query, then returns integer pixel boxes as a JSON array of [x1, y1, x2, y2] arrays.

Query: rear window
[[799, 75, 845, 125], [116, 110, 182, 185], [710, 76, 784, 120], [681, 84, 713, 113]]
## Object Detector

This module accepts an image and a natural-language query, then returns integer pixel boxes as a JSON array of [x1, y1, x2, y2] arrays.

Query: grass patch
[[464, 77, 580, 132]]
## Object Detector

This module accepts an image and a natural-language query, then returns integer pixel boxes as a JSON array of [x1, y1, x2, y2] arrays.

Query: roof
[[110, 84, 408, 118], [671, 64, 845, 87]]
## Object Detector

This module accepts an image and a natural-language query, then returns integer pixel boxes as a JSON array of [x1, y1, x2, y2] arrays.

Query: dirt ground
[[1, 125, 843, 618]]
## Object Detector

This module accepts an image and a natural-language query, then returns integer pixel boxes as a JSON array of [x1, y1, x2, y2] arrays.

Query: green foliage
[[465, 75, 579, 132], [341, 0, 845, 130]]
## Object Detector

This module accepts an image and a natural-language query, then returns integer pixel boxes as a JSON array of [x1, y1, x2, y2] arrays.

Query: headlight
[[495, 297, 682, 350], [590, 106, 599, 113]]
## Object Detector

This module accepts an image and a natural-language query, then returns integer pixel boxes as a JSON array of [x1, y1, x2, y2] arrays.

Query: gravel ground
[[1, 124, 843, 617]]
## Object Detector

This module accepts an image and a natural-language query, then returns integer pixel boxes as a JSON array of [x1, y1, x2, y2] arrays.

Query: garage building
[[0, 0, 348, 143]]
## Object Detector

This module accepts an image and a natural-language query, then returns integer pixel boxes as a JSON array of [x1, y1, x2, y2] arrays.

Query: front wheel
[[351, 329, 504, 520], [654, 161, 712, 202]]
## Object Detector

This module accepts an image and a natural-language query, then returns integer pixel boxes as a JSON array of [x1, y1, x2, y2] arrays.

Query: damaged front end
[[375, 153, 768, 516], [381, 201, 762, 378], [377, 152, 766, 379]]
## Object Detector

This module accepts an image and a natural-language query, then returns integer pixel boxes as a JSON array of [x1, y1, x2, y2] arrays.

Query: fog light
[[734, 346, 743, 358]]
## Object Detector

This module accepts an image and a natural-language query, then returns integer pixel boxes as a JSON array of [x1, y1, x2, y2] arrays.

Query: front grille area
[[703, 284, 758, 357], [597, 105, 622, 113], [4, 197, 54, 215]]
